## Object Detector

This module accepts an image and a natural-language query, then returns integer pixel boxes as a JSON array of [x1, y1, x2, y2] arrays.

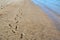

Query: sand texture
[[0, 0, 60, 40]]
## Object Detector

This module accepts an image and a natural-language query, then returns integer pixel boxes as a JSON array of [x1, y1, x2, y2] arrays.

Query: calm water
[[32, 0, 60, 30]]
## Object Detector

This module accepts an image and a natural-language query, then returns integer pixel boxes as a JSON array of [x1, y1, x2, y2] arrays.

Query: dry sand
[[0, 0, 60, 40]]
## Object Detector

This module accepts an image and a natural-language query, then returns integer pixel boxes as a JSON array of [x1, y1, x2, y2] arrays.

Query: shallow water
[[32, 0, 60, 31]]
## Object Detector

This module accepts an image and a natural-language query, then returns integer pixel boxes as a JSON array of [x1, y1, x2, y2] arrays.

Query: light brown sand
[[0, 0, 60, 40]]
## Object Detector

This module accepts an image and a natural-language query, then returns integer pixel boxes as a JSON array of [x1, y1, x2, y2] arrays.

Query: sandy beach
[[0, 0, 60, 40]]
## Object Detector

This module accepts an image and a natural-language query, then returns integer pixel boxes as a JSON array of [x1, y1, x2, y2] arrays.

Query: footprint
[[1, 7, 3, 9], [16, 21, 19, 23], [12, 30, 16, 33], [9, 24, 12, 28], [14, 17, 17, 20], [20, 33, 23, 39], [15, 25, 18, 31]]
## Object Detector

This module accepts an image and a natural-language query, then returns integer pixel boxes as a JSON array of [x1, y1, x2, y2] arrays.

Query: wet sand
[[0, 0, 60, 40]]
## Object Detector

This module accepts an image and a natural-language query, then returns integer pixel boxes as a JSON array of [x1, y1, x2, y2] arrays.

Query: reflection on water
[[32, 0, 60, 30]]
